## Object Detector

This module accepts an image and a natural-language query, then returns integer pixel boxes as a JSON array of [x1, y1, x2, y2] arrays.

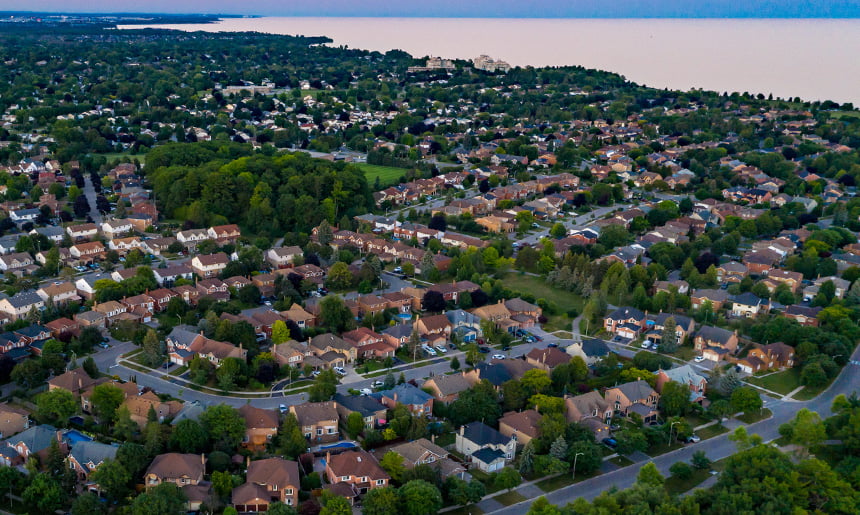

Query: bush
[[669, 461, 693, 480], [691, 451, 711, 470]]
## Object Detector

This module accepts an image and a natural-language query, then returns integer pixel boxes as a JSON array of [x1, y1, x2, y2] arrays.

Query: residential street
[[82, 175, 103, 224]]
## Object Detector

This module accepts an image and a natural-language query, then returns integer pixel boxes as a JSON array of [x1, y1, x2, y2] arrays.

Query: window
[[341, 476, 349, 481], [361, 477, 368, 483], [376, 479, 385, 486], [285, 488, 293, 495], [317, 429, 323, 435], [327, 427, 335, 434], [304, 433, 311, 439]]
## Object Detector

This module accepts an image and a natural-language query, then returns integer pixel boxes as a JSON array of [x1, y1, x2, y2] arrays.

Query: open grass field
[[355, 163, 406, 187], [503, 273, 585, 312]]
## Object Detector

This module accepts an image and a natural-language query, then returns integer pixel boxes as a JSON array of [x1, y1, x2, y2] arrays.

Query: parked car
[[694, 356, 705, 363], [686, 434, 701, 443], [478, 347, 490, 354], [492, 354, 506, 360], [279, 404, 288, 414], [359, 388, 373, 396], [393, 266, 402, 273], [311, 370, 321, 377], [602, 438, 618, 448], [421, 344, 437, 356], [448, 343, 457, 350], [434, 345, 447, 354], [546, 342, 558, 348], [640, 341, 651, 348], [371, 380, 384, 388], [333, 367, 347, 376]]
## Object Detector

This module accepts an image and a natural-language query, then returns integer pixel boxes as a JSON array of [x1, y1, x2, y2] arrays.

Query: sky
[[3, 0, 860, 18]]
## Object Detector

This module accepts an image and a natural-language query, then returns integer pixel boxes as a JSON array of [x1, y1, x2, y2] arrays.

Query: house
[[783, 304, 822, 327], [92, 300, 129, 325], [694, 326, 740, 361], [176, 229, 210, 247], [371, 383, 434, 417], [0, 290, 45, 320], [455, 421, 517, 472], [144, 453, 206, 496], [68, 440, 118, 483], [0, 252, 36, 274], [386, 438, 465, 479], [415, 314, 452, 339], [70, 241, 106, 263], [101, 219, 134, 239], [729, 292, 768, 318], [565, 338, 610, 365], [167, 332, 247, 366], [736, 342, 795, 374], [191, 253, 230, 278], [123, 392, 183, 427], [208, 224, 241, 244], [48, 367, 97, 396], [446, 309, 482, 343], [644, 313, 696, 346], [37, 281, 80, 305], [238, 405, 279, 450], [690, 288, 730, 310], [289, 401, 339, 443], [324, 449, 390, 496], [525, 347, 571, 372], [472, 301, 514, 332], [655, 365, 707, 403], [422, 372, 473, 404], [44, 317, 80, 339], [332, 393, 387, 429], [310, 333, 356, 364], [603, 307, 646, 337], [266, 246, 303, 268], [498, 409, 541, 446], [1, 425, 65, 466], [66, 223, 98, 241], [281, 303, 316, 328], [564, 391, 612, 438], [153, 265, 194, 286], [0, 403, 29, 439], [232, 458, 300, 512], [604, 380, 660, 423], [504, 298, 542, 326]]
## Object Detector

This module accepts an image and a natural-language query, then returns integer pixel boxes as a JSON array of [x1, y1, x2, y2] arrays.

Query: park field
[[355, 163, 406, 187]]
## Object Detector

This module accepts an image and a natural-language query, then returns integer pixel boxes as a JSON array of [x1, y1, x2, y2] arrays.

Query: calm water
[[120, 17, 860, 105]]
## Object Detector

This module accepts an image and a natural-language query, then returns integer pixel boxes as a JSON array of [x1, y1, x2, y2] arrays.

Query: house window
[[361, 476, 368, 483], [285, 488, 293, 495], [376, 479, 385, 486], [317, 429, 323, 435], [327, 427, 335, 434], [305, 433, 311, 439], [341, 476, 349, 481]]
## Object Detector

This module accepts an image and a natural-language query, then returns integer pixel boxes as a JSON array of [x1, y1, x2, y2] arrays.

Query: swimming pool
[[319, 442, 357, 450], [64, 430, 93, 445]]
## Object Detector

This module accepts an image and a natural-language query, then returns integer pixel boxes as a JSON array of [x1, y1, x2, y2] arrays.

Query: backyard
[[746, 368, 802, 395], [502, 273, 585, 312]]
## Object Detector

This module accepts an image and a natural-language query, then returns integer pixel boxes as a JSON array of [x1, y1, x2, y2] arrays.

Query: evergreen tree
[[549, 435, 569, 461]]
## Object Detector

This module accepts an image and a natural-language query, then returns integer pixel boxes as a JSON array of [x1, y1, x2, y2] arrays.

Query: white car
[[371, 380, 384, 388], [359, 388, 373, 396], [492, 354, 506, 360], [333, 367, 347, 376], [279, 404, 287, 414], [421, 344, 437, 356], [694, 356, 705, 363], [434, 345, 447, 354]]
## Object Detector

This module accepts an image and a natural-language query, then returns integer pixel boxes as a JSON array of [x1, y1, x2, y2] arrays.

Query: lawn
[[746, 368, 802, 395], [609, 455, 634, 467], [502, 273, 585, 312], [646, 440, 685, 457], [665, 468, 714, 496], [536, 470, 600, 492], [493, 491, 526, 506], [169, 365, 188, 376], [736, 408, 773, 424], [445, 506, 484, 515], [355, 163, 407, 187], [697, 424, 729, 440], [98, 151, 147, 165], [434, 432, 455, 448]]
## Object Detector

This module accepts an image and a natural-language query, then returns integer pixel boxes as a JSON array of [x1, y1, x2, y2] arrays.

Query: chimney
[[326, 451, 331, 464], [201, 454, 205, 466], [459, 425, 465, 436], [246, 456, 250, 468]]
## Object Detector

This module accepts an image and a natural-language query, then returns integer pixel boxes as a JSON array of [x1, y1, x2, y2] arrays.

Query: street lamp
[[572, 452, 585, 479], [668, 421, 680, 444]]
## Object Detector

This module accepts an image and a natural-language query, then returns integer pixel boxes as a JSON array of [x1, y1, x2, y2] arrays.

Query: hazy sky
[[4, 0, 859, 18]]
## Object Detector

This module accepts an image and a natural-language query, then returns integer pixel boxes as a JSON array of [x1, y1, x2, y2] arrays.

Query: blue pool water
[[64, 430, 93, 445], [396, 313, 412, 321], [320, 442, 357, 450]]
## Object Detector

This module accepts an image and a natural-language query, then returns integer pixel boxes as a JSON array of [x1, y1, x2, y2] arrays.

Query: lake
[[119, 17, 860, 105]]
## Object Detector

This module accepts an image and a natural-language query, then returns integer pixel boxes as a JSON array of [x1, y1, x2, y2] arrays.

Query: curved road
[[489, 343, 860, 514]]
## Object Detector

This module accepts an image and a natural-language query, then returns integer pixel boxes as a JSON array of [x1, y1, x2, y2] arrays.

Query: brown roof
[[526, 347, 571, 368], [231, 482, 269, 506], [146, 453, 205, 482], [290, 401, 338, 426], [48, 368, 96, 394], [238, 405, 279, 430], [418, 314, 451, 332], [327, 449, 389, 481], [247, 457, 299, 490], [194, 253, 229, 266], [499, 409, 541, 439]]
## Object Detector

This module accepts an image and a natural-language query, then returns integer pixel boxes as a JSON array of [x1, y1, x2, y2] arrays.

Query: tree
[[271, 320, 290, 344], [569, 441, 602, 475], [35, 388, 76, 425], [550, 223, 567, 239], [670, 461, 693, 480], [131, 482, 187, 515], [319, 295, 354, 332], [200, 404, 246, 453], [326, 262, 353, 290], [778, 408, 826, 456], [90, 383, 125, 423], [422, 290, 445, 312], [659, 380, 691, 417], [636, 462, 665, 487], [308, 369, 338, 402], [11, 358, 47, 388], [518, 440, 535, 476], [71, 492, 107, 515], [399, 480, 443, 515], [216, 357, 245, 391], [450, 356, 461, 371], [212, 469, 235, 498], [82, 356, 98, 378], [170, 419, 209, 453], [730, 386, 762, 415], [362, 486, 400, 515], [22, 473, 63, 515], [708, 399, 732, 426], [801, 362, 827, 387], [614, 429, 648, 455], [320, 493, 352, 515], [494, 467, 522, 492], [141, 329, 163, 367], [267, 503, 298, 515], [549, 435, 568, 461], [659, 316, 678, 352], [448, 380, 501, 427], [521, 369, 552, 395], [527, 497, 563, 515], [444, 477, 485, 506], [90, 459, 130, 502], [379, 451, 405, 483], [346, 411, 364, 439], [691, 450, 711, 470], [276, 413, 308, 459]]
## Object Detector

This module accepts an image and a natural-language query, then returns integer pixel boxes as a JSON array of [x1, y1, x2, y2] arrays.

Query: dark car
[[448, 343, 457, 350], [547, 342, 558, 348], [502, 345, 511, 351], [601, 438, 618, 448], [478, 347, 491, 353]]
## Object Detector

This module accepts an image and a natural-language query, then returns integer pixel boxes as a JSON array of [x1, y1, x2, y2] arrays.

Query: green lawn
[[697, 424, 729, 440], [609, 455, 634, 467], [736, 408, 773, 424], [98, 152, 147, 165], [493, 491, 526, 506], [746, 368, 802, 395], [665, 468, 713, 496], [502, 273, 585, 312], [434, 432, 455, 448], [646, 440, 686, 457], [355, 163, 407, 187], [536, 470, 600, 492]]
